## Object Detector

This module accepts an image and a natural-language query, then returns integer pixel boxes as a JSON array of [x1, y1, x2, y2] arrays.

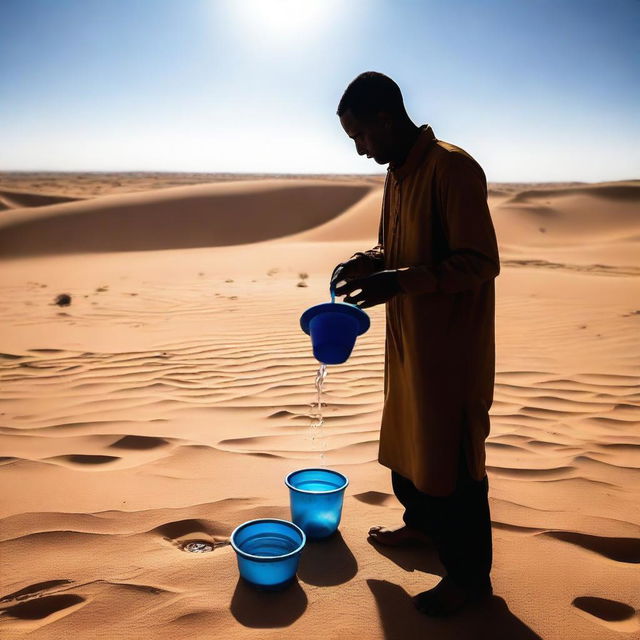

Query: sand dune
[[492, 183, 640, 245], [280, 187, 384, 242], [0, 179, 372, 256], [0, 174, 638, 640], [502, 181, 640, 202], [0, 189, 81, 211], [2, 177, 638, 266], [490, 182, 640, 276]]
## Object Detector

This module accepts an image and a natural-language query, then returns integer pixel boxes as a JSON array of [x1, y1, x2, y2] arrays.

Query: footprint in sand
[[152, 519, 230, 553], [109, 435, 169, 450], [1, 594, 86, 620], [572, 596, 640, 633], [0, 580, 74, 604], [541, 530, 640, 563], [60, 454, 120, 465]]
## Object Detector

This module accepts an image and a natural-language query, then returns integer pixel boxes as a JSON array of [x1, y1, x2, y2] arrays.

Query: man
[[331, 71, 500, 617]]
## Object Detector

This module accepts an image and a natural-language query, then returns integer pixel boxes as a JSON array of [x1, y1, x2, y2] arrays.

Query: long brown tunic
[[350, 124, 500, 496]]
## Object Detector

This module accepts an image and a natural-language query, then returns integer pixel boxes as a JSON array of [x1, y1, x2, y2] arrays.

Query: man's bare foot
[[367, 524, 430, 547], [413, 577, 493, 617]]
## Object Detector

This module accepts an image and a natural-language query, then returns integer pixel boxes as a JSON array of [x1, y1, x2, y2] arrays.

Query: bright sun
[[225, 0, 340, 44]]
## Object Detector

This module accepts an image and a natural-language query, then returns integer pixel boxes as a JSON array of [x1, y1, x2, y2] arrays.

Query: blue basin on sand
[[230, 518, 306, 590], [285, 468, 349, 540]]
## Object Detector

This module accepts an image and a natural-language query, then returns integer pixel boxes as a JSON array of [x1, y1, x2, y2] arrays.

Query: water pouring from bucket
[[289, 274, 367, 544], [301, 280, 370, 458], [299, 281, 370, 366]]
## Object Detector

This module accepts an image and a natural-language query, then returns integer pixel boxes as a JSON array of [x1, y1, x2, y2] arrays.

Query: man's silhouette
[[332, 71, 500, 616]]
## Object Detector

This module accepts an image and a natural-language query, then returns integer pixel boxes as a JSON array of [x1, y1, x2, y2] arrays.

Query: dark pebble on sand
[[54, 294, 72, 306]]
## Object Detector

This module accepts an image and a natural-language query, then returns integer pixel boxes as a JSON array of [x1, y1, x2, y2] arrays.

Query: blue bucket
[[285, 468, 349, 540], [230, 518, 306, 590], [300, 302, 370, 365]]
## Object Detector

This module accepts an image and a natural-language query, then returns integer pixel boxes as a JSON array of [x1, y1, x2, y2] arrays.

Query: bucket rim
[[285, 467, 349, 494], [300, 302, 370, 336], [230, 518, 306, 561]]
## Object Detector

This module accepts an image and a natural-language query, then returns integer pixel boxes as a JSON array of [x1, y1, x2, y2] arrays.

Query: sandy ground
[[0, 173, 638, 640]]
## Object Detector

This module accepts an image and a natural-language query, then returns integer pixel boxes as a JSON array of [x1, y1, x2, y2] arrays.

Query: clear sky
[[1, 0, 638, 181]]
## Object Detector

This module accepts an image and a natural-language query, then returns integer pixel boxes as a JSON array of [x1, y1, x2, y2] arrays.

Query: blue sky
[[1, 0, 638, 180]]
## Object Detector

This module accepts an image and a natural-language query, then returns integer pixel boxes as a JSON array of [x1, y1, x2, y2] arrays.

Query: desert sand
[[0, 173, 638, 640]]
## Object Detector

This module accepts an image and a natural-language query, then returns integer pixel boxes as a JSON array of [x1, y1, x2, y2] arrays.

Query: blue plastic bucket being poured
[[300, 301, 370, 365]]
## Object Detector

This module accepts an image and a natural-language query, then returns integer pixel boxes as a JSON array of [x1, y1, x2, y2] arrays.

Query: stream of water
[[308, 289, 338, 461], [310, 363, 328, 462]]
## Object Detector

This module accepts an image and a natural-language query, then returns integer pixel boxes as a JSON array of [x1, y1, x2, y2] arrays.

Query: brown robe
[[349, 124, 500, 496]]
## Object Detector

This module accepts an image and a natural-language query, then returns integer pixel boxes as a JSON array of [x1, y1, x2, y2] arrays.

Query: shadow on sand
[[297, 530, 358, 586], [230, 531, 540, 637], [368, 579, 542, 640], [366, 535, 445, 576], [367, 540, 542, 640], [230, 577, 307, 628], [230, 530, 356, 627]]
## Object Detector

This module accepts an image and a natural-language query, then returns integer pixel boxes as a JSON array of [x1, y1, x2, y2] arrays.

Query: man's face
[[340, 109, 393, 165]]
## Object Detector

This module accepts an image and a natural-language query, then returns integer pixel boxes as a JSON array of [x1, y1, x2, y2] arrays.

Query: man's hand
[[329, 254, 379, 294], [334, 270, 401, 309]]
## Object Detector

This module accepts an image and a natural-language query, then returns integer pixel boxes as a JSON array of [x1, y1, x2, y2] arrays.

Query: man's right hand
[[330, 254, 378, 295]]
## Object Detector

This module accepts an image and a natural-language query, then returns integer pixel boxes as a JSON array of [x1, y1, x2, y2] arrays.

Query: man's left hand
[[333, 270, 401, 308]]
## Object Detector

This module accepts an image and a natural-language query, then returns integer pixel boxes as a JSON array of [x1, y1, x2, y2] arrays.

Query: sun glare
[[225, 0, 340, 45]]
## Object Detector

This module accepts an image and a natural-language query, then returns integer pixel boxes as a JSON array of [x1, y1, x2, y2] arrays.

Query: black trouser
[[391, 449, 492, 592]]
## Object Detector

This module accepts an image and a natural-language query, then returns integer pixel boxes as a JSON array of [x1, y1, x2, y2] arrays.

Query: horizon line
[[1, 170, 638, 185]]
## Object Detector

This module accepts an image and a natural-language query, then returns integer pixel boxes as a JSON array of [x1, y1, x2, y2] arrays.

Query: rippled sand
[[0, 174, 638, 639]]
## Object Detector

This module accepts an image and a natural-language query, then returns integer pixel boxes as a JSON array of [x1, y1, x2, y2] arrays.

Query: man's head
[[337, 71, 410, 165]]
